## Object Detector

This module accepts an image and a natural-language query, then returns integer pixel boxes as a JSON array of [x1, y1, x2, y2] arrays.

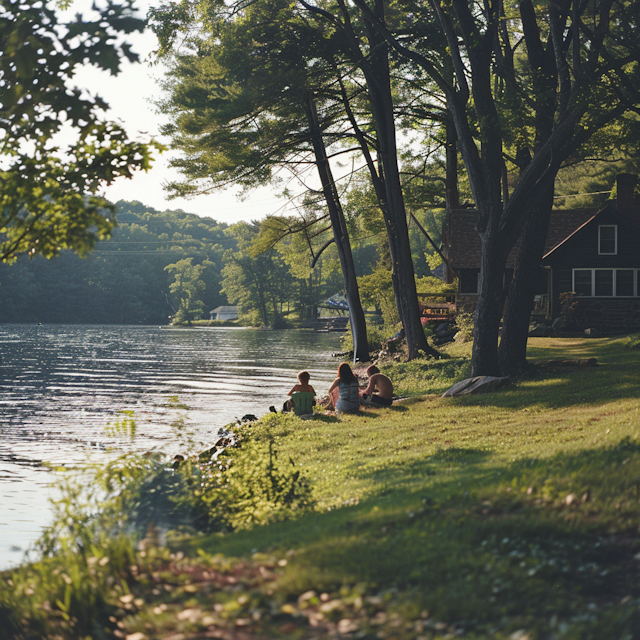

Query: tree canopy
[[346, 0, 640, 373], [0, 0, 159, 263]]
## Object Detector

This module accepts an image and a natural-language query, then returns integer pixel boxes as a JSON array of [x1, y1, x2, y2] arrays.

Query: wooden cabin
[[443, 174, 640, 332]]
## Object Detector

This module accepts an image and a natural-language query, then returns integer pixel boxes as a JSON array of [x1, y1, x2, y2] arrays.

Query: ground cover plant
[[2, 337, 640, 639]]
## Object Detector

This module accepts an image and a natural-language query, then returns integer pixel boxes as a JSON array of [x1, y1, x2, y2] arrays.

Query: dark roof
[[446, 210, 482, 269], [447, 208, 600, 269]]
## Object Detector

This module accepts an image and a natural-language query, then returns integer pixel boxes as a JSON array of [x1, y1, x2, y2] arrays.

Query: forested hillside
[[0, 202, 233, 325], [0, 199, 444, 326]]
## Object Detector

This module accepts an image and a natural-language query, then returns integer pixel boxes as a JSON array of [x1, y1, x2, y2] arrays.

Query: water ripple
[[0, 324, 342, 567]]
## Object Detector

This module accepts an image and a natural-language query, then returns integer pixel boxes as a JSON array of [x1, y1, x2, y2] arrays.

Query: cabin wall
[[547, 209, 640, 330]]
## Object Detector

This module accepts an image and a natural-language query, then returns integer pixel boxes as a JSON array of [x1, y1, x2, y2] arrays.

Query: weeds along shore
[[2, 336, 640, 639]]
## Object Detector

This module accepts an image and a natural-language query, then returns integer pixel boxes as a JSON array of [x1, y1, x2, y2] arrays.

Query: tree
[[0, 202, 235, 324], [165, 258, 208, 322], [0, 0, 157, 263], [352, 0, 640, 375], [294, 0, 442, 358], [221, 222, 295, 327], [151, 0, 373, 360], [151, 0, 447, 359]]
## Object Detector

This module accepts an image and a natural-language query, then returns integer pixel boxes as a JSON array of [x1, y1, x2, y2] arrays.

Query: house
[[209, 305, 238, 321], [443, 174, 640, 331]]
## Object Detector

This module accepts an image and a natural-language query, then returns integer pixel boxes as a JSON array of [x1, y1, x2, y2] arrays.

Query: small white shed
[[209, 305, 238, 321]]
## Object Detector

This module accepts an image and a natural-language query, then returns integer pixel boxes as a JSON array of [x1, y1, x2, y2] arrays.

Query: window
[[616, 270, 635, 297], [598, 225, 617, 255], [573, 269, 592, 296], [594, 270, 613, 296], [459, 269, 480, 294], [572, 268, 638, 297]]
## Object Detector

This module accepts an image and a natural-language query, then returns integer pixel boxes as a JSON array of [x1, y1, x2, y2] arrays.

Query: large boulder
[[442, 375, 510, 397]]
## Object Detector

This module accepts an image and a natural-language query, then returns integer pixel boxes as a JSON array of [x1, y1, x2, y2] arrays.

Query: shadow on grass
[[444, 360, 640, 411], [197, 437, 640, 635], [356, 405, 410, 420], [307, 414, 340, 424]]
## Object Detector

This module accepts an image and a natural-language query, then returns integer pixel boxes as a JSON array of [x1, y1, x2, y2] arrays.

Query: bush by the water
[[0, 413, 316, 638], [176, 423, 315, 532]]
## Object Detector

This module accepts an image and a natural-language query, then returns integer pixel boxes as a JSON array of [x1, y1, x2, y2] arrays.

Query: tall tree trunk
[[499, 183, 554, 373], [360, 5, 438, 359], [445, 119, 460, 213], [271, 293, 283, 329], [304, 95, 370, 363], [472, 218, 511, 377]]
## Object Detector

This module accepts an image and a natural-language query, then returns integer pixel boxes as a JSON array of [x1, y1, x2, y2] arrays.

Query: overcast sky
[[62, 0, 288, 224]]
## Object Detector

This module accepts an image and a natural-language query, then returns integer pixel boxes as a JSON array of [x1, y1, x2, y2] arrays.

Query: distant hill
[[0, 201, 235, 325]]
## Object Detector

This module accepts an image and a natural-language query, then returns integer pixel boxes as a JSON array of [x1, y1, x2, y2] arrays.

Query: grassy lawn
[[3, 336, 640, 640]]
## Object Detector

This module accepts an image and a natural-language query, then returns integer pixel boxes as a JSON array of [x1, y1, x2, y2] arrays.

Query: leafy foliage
[[165, 258, 209, 322], [221, 222, 297, 328], [356, 260, 401, 332], [453, 312, 475, 343], [0, 0, 159, 263], [179, 436, 316, 531]]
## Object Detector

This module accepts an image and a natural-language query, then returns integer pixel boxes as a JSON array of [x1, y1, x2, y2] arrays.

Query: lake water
[[0, 324, 342, 568]]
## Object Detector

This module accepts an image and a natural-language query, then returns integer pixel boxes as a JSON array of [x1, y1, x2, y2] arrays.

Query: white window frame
[[598, 225, 618, 255], [572, 268, 638, 297]]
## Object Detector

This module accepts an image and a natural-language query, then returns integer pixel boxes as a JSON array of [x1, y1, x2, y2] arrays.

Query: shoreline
[[3, 336, 640, 639]]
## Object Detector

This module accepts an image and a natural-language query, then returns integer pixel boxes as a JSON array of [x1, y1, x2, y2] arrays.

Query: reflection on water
[[0, 324, 342, 567]]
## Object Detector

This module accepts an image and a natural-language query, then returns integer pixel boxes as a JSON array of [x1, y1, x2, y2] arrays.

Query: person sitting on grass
[[288, 370, 315, 396], [328, 363, 360, 415], [360, 365, 393, 407], [283, 371, 315, 412]]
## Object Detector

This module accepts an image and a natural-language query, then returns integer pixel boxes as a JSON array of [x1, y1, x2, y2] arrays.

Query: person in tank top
[[328, 363, 360, 414]]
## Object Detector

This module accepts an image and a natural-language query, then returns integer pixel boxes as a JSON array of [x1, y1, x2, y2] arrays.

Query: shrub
[[415, 275, 456, 294], [340, 321, 401, 354], [182, 435, 315, 531], [454, 312, 475, 343]]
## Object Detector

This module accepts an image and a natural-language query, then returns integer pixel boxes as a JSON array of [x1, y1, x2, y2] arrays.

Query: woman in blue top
[[328, 363, 360, 414]]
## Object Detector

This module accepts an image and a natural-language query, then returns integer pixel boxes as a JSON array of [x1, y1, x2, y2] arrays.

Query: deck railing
[[416, 292, 457, 322]]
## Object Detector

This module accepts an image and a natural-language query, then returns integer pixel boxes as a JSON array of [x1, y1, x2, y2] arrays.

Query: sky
[[61, 0, 288, 224]]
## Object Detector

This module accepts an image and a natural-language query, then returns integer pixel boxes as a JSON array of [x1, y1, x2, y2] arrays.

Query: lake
[[0, 324, 343, 568]]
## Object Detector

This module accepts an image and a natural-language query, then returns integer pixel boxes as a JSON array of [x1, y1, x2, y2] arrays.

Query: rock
[[436, 322, 454, 337], [528, 323, 551, 337], [433, 323, 458, 345], [584, 327, 601, 337], [441, 376, 510, 397]]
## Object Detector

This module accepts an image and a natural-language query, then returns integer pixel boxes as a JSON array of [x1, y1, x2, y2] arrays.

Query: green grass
[[3, 336, 640, 639]]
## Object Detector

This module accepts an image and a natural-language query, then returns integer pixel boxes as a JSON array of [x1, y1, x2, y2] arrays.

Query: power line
[[553, 190, 612, 199], [99, 241, 230, 244]]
